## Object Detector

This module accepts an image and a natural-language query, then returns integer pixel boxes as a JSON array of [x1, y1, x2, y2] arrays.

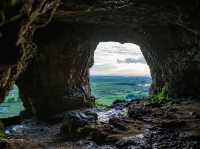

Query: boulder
[[60, 110, 97, 138], [128, 103, 152, 120]]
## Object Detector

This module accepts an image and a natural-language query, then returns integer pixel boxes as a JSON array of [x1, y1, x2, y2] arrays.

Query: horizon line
[[90, 74, 151, 77]]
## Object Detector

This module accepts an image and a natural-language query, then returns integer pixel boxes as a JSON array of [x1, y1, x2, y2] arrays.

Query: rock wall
[[17, 23, 96, 118], [0, 0, 61, 102], [140, 26, 200, 97], [0, 0, 200, 119]]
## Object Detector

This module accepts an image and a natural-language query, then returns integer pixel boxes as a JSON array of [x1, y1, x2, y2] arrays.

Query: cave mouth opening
[[0, 84, 24, 118], [90, 42, 152, 107]]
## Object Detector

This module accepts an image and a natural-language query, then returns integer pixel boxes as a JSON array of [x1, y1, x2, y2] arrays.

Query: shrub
[[95, 102, 109, 108], [150, 87, 170, 104]]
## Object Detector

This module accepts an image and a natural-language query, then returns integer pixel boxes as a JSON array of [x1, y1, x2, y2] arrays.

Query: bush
[[150, 87, 170, 104], [95, 102, 109, 108]]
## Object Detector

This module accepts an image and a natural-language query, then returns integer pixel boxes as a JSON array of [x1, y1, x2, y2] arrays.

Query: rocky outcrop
[[141, 26, 200, 97], [0, 0, 200, 118], [0, 0, 61, 105], [5, 100, 200, 148], [16, 22, 96, 118]]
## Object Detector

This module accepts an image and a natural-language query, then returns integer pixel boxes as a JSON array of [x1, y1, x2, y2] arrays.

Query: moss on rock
[[0, 121, 6, 140]]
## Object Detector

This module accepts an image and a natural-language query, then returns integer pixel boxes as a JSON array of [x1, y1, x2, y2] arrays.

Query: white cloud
[[117, 57, 146, 64], [90, 42, 150, 76]]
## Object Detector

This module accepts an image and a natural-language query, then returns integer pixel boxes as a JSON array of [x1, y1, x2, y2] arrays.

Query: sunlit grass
[[95, 95, 126, 107], [91, 76, 151, 107]]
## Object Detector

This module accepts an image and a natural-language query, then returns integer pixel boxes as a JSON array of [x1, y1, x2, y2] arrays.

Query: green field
[[91, 76, 151, 106], [0, 85, 24, 118], [0, 76, 151, 118]]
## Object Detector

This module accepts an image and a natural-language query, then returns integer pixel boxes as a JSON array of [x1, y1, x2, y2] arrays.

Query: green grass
[[95, 95, 126, 107], [150, 87, 170, 104], [91, 76, 152, 107], [0, 102, 24, 118]]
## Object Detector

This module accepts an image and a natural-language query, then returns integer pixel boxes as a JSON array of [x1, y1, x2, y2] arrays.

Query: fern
[[150, 87, 170, 104]]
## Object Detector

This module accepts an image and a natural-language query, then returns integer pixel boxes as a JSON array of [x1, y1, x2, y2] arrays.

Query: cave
[[13, 20, 200, 119], [0, 1, 200, 148]]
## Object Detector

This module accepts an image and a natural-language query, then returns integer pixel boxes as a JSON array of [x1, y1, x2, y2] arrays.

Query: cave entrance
[[0, 84, 24, 118], [90, 42, 152, 106]]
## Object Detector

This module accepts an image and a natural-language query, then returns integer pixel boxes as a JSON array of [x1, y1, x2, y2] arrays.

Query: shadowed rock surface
[[0, 0, 200, 118], [2, 99, 200, 148], [0, 3, 200, 149]]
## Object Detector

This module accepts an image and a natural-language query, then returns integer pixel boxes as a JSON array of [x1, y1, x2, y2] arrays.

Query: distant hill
[[90, 76, 152, 106]]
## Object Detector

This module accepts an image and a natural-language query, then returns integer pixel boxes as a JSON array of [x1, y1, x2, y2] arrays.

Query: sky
[[90, 42, 151, 76]]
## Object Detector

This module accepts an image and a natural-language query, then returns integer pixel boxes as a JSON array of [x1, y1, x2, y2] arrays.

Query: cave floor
[[3, 99, 200, 149]]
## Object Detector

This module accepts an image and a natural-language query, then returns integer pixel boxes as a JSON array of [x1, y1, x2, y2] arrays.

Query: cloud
[[90, 42, 150, 76], [117, 57, 147, 64], [96, 42, 141, 55], [90, 63, 150, 76]]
